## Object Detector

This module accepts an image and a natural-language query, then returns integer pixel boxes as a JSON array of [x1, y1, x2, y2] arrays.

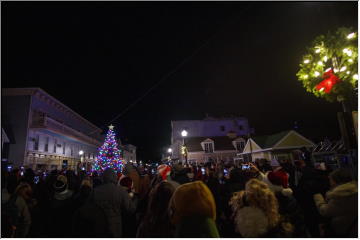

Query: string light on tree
[[92, 124, 125, 173], [296, 27, 358, 102]]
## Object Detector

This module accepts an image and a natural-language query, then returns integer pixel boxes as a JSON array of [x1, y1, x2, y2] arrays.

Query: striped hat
[[157, 164, 171, 180]]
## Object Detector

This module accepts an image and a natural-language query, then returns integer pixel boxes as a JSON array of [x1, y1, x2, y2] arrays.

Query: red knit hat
[[267, 168, 289, 188], [157, 164, 171, 180]]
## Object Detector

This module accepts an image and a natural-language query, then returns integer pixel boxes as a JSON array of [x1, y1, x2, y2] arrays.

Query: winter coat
[[93, 182, 137, 237], [293, 166, 330, 237], [14, 196, 32, 238], [313, 181, 358, 237], [72, 194, 112, 238], [275, 192, 309, 237], [174, 216, 220, 238], [48, 189, 75, 238]]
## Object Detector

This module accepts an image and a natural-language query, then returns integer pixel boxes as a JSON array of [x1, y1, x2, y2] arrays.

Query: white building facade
[[2, 88, 103, 171], [170, 117, 252, 163], [121, 144, 137, 163]]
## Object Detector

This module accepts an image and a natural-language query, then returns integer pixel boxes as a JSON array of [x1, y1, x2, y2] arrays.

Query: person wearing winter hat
[[251, 163, 309, 237], [53, 175, 74, 200], [263, 168, 293, 197], [48, 175, 75, 237], [157, 164, 180, 189], [158, 164, 171, 180], [92, 168, 137, 237], [229, 178, 293, 238], [169, 181, 220, 237]]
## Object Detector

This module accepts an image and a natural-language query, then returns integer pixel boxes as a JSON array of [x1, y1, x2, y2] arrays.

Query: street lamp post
[[79, 150, 84, 163], [181, 130, 188, 165], [167, 148, 173, 163]]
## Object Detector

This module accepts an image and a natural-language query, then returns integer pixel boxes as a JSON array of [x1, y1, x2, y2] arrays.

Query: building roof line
[[3, 88, 102, 134]]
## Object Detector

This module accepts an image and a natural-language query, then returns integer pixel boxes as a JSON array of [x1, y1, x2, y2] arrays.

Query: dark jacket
[[275, 192, 309, 237], [48, 189, 75, 238], [72, 195, 112, 238], [93, 183, 137, 237]]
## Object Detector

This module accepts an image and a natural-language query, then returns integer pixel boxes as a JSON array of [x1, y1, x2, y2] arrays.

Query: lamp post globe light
[[181, 130, 188, 165], [167, 148, 173, 163], [79, 150, 84, 163], [181, 130, 188, 137]]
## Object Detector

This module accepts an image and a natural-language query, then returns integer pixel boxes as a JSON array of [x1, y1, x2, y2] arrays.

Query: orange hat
[[169, 181, 216, 224]]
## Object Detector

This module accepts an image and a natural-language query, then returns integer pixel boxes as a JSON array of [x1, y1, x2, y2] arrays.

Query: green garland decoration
[[297, 27, 358, 102]]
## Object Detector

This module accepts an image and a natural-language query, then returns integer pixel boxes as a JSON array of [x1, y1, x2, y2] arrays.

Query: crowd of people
[[1, 154, 358, 238]]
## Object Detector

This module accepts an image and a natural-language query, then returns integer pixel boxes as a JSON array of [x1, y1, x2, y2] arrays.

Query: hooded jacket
[[313, 181, 358, 236]]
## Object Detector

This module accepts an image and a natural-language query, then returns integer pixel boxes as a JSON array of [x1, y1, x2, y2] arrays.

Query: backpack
[[1, 195, 19, 238]]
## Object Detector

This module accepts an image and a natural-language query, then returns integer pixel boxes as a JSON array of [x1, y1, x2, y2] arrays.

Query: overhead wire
[[88, 4, 253, 136]]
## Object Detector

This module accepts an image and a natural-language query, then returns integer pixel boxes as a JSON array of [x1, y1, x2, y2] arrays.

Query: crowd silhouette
[[1, 155, 358, 238]]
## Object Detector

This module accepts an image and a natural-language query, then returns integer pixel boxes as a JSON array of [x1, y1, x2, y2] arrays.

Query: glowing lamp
[[79, 150, 84, 155], [168, 148, 173, 153], [347, 32, 355, 39], [181, 130, 188, 137]]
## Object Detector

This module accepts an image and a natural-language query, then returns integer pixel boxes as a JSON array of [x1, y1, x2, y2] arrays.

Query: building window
[[45, 137, 49, 152], [54, 139, 57, 153], [63, 142, 66, 154], [239, 125, 244, 130], [34, 135, 39, 151], [70, 146, 73, 156], [220, 126, 225, 131], [204, 143, 214, 153], [235, 141, 245, 151]]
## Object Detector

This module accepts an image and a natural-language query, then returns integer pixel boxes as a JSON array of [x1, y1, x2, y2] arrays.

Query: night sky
[[2, 2, 357, 162]]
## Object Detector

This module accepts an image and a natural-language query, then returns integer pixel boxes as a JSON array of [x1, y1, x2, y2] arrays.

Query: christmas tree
[[93, 125, 125, 173]]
